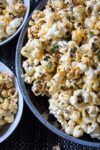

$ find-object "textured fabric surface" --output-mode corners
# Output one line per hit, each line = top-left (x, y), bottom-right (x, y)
(0, 1), (99, 150)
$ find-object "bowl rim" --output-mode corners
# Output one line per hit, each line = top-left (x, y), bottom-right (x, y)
(0, 62), (23, 143)
(16, 0), (100, 148)
(0, 0), (30, 46)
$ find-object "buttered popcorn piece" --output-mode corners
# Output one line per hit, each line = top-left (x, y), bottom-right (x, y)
(21, 0), (100, 139)
(0, 0), (26, 42)
(6, 17), (23, 35)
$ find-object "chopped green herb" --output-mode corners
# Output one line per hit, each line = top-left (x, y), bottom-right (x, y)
(46, 62), (52, 69)
(51, 43), (59, 53)
(92, 43), (98, 51)
(44, 56), (50, 61)
(89, 31), (94, 37)
(70, 47), (76, 53)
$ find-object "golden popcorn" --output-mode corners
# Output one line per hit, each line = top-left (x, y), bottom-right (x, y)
(0, 73), (18, 126)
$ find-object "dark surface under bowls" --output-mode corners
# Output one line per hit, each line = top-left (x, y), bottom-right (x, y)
(16, 0), (100, 149)
(0, 0), (99, 150)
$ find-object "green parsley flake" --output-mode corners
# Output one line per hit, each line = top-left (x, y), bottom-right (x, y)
(92, 43), (98, 51)
(51, 43), (59, 53)
(44, 56), (50, 61)
(46, 62), (52, 69)
(89, 31), (94, 37)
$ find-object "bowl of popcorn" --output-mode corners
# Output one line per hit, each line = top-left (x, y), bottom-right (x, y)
(0, 0), (30, 46)
(0, 62), (23, 143)
(16, 0), (100, 147)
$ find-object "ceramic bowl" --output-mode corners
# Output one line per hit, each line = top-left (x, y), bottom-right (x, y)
(0, 62), (23, 143)
(16, 0), (100, 148)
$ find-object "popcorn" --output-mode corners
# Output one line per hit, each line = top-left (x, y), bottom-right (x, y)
(0, 73), (18, 126)
(21, 0), (100, 139)
(82, 106), (99, 120)
(70, 111), (81, 122)
(72, 29), (86, 45)
(0, 0), (26, 42)
(65, 126), (74, 135)
(32, 80), (45, 96)
(73, 5), (85, 22)
(73, 126), (84, 138)
(15, 2), (26, 16)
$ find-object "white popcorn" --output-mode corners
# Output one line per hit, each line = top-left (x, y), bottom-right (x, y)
(45, 23), (58, 38)
(70, 96), (78, 107)
(6, 26), (16, 35)
(9, 17), (23, 28)
(34, 66), (45, 79)
(44, 8), (54, 24)
(58, 41), (68, 47)
(30, 39), (42, 49)
(77, 63), (87, 72)
(65, 126), (74, 135)
(73, 126), (84, 138)
(21, 0), (100, 140)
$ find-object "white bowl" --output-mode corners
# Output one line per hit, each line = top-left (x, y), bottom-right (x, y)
(0, 62), (23, 143)
(0, 0), (30, 46)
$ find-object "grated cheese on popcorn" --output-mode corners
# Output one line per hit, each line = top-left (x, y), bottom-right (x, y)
(21, 0), (100, 139)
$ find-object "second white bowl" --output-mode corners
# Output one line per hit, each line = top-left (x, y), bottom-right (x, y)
(0, 0), (30, 46)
